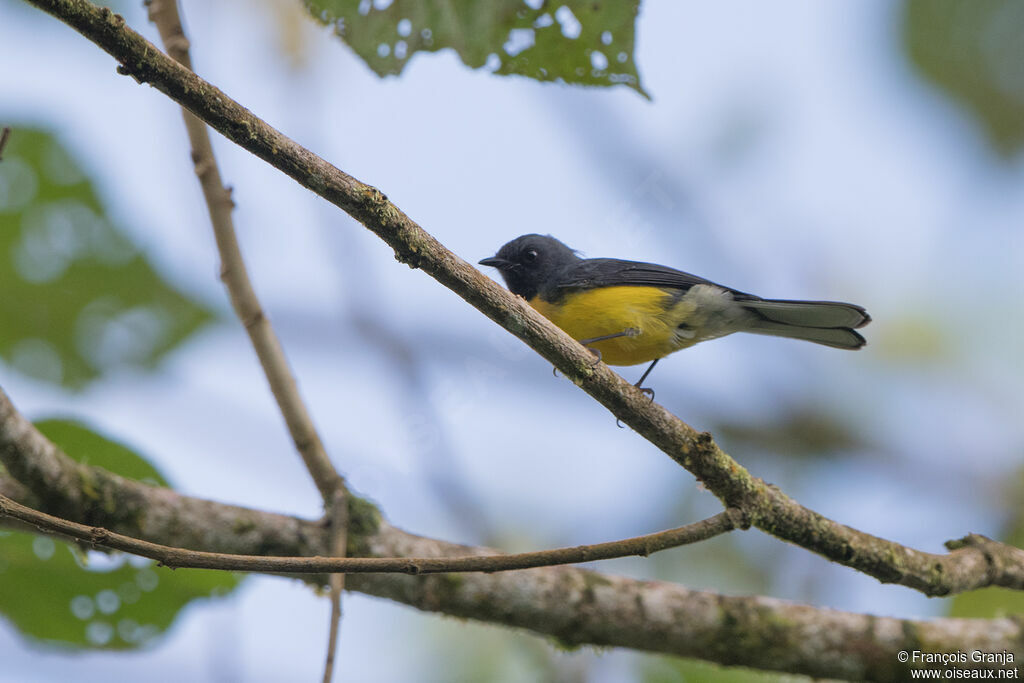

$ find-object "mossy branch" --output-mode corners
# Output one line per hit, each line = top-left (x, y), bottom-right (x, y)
(1, 412), (1021, 682)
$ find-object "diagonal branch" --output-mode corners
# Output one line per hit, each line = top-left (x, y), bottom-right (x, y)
(15, 0), (1024, 598)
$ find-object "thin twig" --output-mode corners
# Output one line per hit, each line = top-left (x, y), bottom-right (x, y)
(322, 489), (348, 683)
(0, 127), (12, 160)
(0, 491), (739, 573)
(143, 4), (350, 673)
(18, 0), (1024, 600)
(145, 0), (343, 502)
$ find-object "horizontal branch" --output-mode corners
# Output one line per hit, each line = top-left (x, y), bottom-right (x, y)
(21, 0), (1024, 600)
(1, 458), (1019, 682)
(0, 491), (739, 574)
(355, 524), (1024, 682)
(1, 397), (1021, 680)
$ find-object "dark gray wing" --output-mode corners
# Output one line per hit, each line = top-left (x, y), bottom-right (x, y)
(546, 258), (759, 300)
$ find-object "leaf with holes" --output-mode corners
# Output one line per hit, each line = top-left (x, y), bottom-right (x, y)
(306, 0), (648, 97)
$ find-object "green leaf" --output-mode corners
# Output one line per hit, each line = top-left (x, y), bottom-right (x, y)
(948, 585), (1024, 620)
(35, 419), (171, 488)
(643, 655), (802, 683)
(903, 0), (1024, 156)
(0, 419), (242, 650)
(305, 0), (648, 97)
(0, 126), (213, 389)
(0, 531), (238, 650)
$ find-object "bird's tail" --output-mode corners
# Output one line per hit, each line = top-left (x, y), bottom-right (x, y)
(740, 299), (871, 350)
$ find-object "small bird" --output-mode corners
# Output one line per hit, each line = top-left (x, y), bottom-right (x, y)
(480, 234), (870, 389)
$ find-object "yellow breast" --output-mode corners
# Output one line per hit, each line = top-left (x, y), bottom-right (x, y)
(529, 286), (695, 366)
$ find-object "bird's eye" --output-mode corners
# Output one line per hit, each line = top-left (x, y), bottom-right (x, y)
(523, 249), (539, 263)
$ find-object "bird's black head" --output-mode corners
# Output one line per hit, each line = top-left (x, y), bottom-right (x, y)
(480, 234), (580, 300)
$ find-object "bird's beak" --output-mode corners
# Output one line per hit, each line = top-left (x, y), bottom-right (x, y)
(479, 256), (510, 269)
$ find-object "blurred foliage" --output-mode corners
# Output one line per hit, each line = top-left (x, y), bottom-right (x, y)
(874, 314), (949, 363)
(714, 408), (864, 459)
(648, 531), (773, 598)
(903, 0), (1024, 156)
(0, 419), (241, 650)
(0, 126), (212, 389)
(304, 0), (648, 97)
(948, 468), (1024, 619)
(643, 655), (802, 683)
(425, 619), (565, 683)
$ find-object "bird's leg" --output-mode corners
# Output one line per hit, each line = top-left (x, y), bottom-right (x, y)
(579, 327), (640, 346)
(634, 359), (660, 399)
(556, 328), (640, 376)
(578, 327), (640, 367)
(614, 362), (658, 428)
